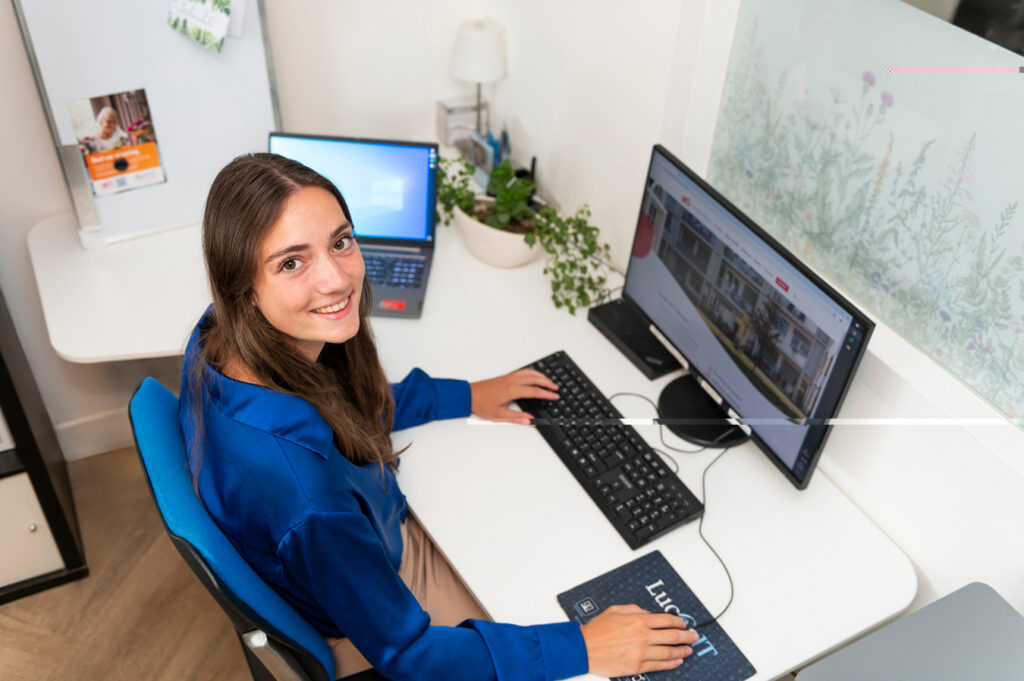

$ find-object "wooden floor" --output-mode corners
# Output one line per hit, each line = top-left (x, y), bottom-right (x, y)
(0, 447), (250, 681)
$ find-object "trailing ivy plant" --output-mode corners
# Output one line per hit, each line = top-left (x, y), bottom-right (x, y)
(528, 206), (613, 315)
(437, 156), (614, 315)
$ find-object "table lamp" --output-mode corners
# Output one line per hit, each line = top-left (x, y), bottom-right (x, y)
(450, 19), (507, 135)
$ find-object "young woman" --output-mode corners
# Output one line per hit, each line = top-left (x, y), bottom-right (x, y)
(180, 153), (698, 681)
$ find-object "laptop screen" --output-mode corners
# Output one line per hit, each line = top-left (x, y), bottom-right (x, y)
(268, 133), (438, 243)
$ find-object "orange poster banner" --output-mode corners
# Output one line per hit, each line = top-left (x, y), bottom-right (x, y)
(84, 142), (162, 181)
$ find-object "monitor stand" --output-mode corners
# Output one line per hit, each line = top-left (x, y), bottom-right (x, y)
(657, 375), (750, 447)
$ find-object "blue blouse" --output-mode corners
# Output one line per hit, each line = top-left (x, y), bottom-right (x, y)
(179, 318), (587, 681)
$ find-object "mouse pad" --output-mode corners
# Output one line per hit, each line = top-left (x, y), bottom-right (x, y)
(556, 551), (755, 681)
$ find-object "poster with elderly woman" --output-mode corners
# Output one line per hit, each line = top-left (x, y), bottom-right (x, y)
(68, 88), (166, 197)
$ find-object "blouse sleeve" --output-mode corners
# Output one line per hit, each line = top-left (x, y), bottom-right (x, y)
(277, 510), (588, 681)
(390, 368), (472, 431)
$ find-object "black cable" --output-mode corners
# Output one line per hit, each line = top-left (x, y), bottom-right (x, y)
(608, 390), (705, 454)
(608, 391), (741, 629)
(650, 431), (741, 629)
(691, 440), (739, 629)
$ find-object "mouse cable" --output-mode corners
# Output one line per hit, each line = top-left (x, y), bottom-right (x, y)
(648, 438), (741, 629)
(652, 433), (741, 629)
(608, 391), (742, 629)
(608, 391), (705, 455)
(606, 391), (745, 630)
(690, 437), (741, 629)
(608, 390), (736, 456)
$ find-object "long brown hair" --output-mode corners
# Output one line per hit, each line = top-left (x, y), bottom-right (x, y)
(191, 153), (397, 471)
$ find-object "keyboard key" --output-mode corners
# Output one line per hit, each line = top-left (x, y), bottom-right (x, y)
(635, 524), (656, 541)
(364, 254), (426, 288)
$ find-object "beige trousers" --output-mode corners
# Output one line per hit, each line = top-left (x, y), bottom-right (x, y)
(326, 513), (490, 677)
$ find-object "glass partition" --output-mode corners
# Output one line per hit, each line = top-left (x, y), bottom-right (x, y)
(708, 0), (1024, 422)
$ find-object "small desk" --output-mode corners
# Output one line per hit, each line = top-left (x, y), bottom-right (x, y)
(27, 214), (208, 363)
(28, 211), (917, 680)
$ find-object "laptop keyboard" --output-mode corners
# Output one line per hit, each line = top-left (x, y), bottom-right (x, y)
(364, 254), (425, 288)
(517, 350), (704, 549)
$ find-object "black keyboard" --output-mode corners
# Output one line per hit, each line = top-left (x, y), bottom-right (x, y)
(364, 254), (425, 288)
(517, 351), (703, 549)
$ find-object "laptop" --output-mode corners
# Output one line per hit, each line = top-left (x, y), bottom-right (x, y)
(797, 582), (1024, 681)
(268, 132), (439, 318)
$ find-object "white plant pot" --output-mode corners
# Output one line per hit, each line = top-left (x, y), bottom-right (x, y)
(453, 204), (541, 268)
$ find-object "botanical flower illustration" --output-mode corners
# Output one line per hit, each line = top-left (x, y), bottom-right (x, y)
(708, 25), (1024, 420)
(168, 0), (230, 52)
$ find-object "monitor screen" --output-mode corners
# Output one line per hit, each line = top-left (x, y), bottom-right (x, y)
(268, 133), (438, 243)
(623, 145), (873, 488)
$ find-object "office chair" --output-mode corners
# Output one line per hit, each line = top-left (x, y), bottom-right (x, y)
(129, 377), (387, 681)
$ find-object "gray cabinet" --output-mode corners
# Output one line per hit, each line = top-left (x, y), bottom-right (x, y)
(0, 472), (65, 586)
(0, 290), (87, 602)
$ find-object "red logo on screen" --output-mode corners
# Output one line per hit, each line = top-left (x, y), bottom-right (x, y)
(682, 195), (691, 206)
(380, 299), (406, 311)
(633, 212), (655, 258)
(775, 277), (789, 292)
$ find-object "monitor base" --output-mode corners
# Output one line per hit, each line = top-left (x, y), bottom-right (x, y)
(657, 375), (750, 447)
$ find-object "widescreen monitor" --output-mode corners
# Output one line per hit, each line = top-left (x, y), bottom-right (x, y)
(623, 145), (874, 489)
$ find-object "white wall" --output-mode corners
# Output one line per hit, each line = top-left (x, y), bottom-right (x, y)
(264, 1), (476, 139)
(476, 0), (687, 264)
(475, 0), (740, 265)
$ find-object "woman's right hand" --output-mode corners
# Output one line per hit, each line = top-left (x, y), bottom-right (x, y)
(579, 604), (699, 677)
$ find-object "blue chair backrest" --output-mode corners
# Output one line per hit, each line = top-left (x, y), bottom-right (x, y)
(129, 377), (336, 681)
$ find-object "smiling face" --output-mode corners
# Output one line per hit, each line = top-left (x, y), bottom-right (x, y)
(99, 111), (118, 139)
(251, 186), (364, 362)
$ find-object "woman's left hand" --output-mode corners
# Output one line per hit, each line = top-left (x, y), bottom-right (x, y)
(469, 369), (559, 425)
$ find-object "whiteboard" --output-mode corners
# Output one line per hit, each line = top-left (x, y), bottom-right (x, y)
(14, 0), (279, 246)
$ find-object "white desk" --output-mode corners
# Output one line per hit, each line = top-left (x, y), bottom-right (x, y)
(28, 211), (917, 679)
(27, 213), (209, 363)
(374, 230), (917, 680)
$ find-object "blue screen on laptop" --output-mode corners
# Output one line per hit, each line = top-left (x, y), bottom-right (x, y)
(269, 134), (437, 242)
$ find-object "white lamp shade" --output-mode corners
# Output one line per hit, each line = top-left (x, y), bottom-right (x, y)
(450, 19), (507, 84)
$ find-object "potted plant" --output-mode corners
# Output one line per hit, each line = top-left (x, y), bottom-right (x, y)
(437, 158), (541, 268)
(437, 157), (613, 314)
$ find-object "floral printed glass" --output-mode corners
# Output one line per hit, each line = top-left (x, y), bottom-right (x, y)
(707, 0), (1024, 423)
